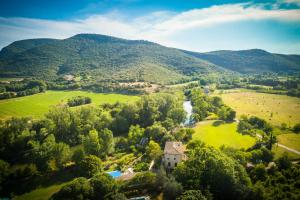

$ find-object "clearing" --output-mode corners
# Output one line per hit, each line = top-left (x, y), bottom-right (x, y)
(0, 90), (139, 119)
(192, 120), (256, 149)
(217, 91), (300, 126)
(273, 133), (300, 160)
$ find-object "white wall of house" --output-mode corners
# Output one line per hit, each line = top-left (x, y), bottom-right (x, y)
(163, 153), (185, 169)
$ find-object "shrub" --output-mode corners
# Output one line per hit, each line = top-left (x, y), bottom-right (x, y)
(67, 96), (92, 107)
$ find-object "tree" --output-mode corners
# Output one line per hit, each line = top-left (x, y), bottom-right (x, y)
(78, 155), (103, 177)
(99, 128), (115, 155)
(177, 190), (208, 200)
(218, 106), (236, 121)
(52, 177), (93, 200)
(260, 147), (274, 163)
(123, 172), (157, 193)
(163, 177), (183, 200)
(104, 193), (127, 200)
(52, 142), (71, 168)
(250, 164), (267, 182)
(211, 96), (223, 108)
(168, 108), (186, 125)
(293, 123), (300, 133)
(237, 120), (253, 134)
(90, 173), (118, 199)
(145, 123), (167, 144)
(146, 140), (163, 160)
(174, 146), (252, 200)
(67, 96), (92, 107)
(0, 160), (9, 192)
(138, 96), (159, 127)
(161, 118), (175, 131)
(250, 147), (273, 164)
(72, 147), (85, 165)
(83, 130), (102, 157)
(174, 128), (195, 142)
(28, 134), (71, 172)
(0, 117), (32, 162)
(128, 125), (145, 145)
(276, 153), (292, 170)
(46, 105), (81, 145)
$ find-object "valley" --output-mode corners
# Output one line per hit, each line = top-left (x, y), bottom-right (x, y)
(0, 34), (299, 200)
(0, 90), (139, 119)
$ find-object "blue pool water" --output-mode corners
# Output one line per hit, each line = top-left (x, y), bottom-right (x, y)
(106, 170), (122, 178)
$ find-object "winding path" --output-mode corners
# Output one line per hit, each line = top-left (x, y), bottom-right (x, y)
(277, 143), (300, 155)
(256, 133), (300, 156)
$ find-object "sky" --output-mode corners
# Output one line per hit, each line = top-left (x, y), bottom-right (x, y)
(0, 0), (300, 54)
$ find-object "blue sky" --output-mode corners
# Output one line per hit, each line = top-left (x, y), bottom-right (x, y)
(0, 0), (300, 54)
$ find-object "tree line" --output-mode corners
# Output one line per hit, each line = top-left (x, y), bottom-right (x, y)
(0, 79), (46, 99)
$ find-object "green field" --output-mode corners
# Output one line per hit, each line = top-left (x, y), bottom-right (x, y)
(218, 91), (300, 126)
(13, 183), (66, 200)
(277, 133), (300, 152)
(0, 90), (139, 119)
(272, 133), (300, 160)
(272, 145), (300, 160)
(192, 120), (256, 149)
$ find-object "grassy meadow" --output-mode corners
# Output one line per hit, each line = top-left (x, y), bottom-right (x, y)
(192, 120), (256, 149)
(271, 133), (300, 160)
(276, 133), (300, 152)
(218, 91), (300, 126)
(0, 90), (139, 119)
(13, 183), (66, 200)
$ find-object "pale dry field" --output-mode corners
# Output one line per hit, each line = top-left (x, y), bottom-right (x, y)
(218, 91), (300, 126)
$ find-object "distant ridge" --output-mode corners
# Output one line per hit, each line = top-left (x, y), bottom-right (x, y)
(0, 34), (299, 83)
(182, 49), (300, 73)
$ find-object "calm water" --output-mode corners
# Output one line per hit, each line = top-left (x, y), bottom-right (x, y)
(183, 100), (192, 126)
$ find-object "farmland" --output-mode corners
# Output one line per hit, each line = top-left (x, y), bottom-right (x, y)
(0, 90), (139, 119)
(192, 120), (256, 149)
(218, 91), (300, 126)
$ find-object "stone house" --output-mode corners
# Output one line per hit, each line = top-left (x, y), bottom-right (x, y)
(163, 141), (186, 169)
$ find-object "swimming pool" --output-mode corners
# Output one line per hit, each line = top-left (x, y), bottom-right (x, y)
(106, 170), (122, 178)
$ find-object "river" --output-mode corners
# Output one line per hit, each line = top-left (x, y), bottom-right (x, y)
(183, 100), (192, 126)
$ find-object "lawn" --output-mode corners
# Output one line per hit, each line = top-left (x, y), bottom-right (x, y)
(218, 91), (300, 126)
(192, 120), (256, 149)
(0, 90), (139, 119)
(13, 183), (67, 200)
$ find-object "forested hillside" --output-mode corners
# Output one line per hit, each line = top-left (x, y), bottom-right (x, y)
(182, 49), (300, 73)
(0, 34), (220, 84)
(1, 34), (299, 84)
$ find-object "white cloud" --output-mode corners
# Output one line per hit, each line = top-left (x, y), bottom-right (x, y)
(144, 3), (300, 36)
(0, 2), (300, 52)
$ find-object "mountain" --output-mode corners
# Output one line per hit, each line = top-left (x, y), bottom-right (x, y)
(0, 34), (220, 84)
(1, 34), (299, 84)
(0, 38), (58, 58)
(182, 49), (300, 73)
